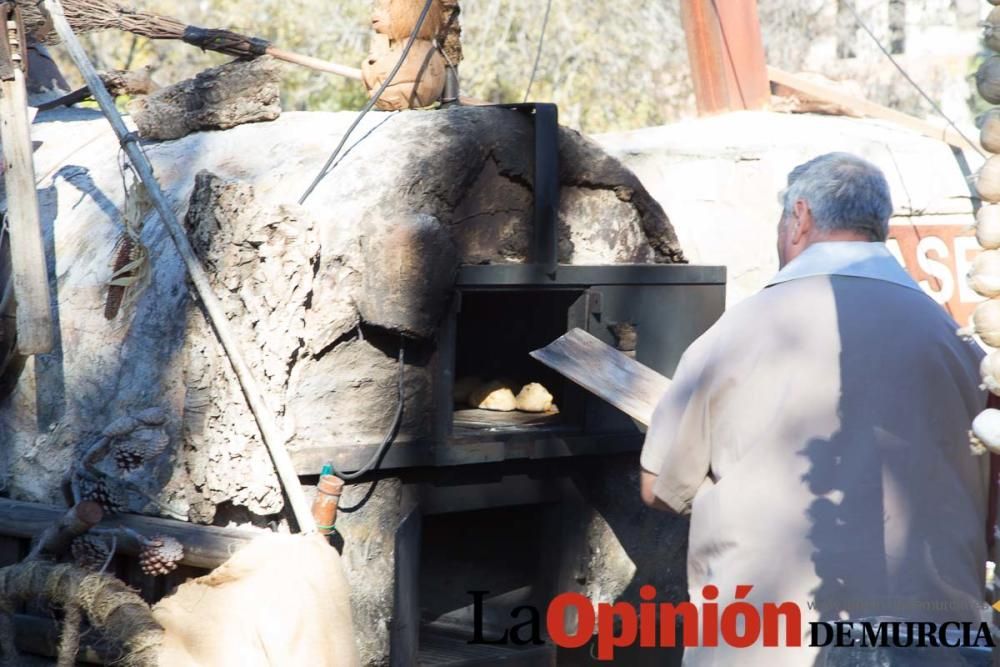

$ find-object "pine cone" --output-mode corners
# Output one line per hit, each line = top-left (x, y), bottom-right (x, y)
(70, 534), (112, 571)
(111, 429), (169, 473)
(139, 535), (183, 576)
(78, 477), (127, 514)
(112, 446), (144, 473)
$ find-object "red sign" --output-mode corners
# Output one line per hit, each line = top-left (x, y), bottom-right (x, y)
(887, 223), (981, 324)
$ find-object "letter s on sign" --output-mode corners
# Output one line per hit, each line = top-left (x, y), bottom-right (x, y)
(916, 236), (954, 305)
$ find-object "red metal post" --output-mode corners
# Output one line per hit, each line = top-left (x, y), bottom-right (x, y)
(680, 0), (770, 115)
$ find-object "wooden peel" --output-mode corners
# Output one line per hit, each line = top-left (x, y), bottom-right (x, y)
(530, 328), (670, 427)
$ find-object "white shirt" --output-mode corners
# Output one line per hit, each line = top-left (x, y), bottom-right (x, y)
(640, 241), (988, 666)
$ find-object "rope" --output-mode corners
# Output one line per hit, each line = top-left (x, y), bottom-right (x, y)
(327, 338), (405, 481)
(523, 0), (552, 103)
(56, 603), (82, 667)
(298, 0), (436, 205)
(842, 0), (985, 159)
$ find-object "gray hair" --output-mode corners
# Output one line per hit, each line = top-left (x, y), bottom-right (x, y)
(781, 152), (893, 242)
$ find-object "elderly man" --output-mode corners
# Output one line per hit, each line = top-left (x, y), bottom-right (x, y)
(640, 152), (989, 665)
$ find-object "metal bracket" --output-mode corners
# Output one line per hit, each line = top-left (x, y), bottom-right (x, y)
(491, 103), (560, 276)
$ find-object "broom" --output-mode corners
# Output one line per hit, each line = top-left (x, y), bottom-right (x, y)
(19, 0), (363, 80)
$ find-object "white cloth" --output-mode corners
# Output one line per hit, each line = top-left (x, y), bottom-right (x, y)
(767, 241), (923, 294)
(640, 241), (988, 666)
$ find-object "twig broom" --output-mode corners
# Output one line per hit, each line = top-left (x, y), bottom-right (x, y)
(19, 0), (362, 79)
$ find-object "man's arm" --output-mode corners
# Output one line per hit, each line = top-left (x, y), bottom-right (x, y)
(637, 329), (715, 515)
(640, 468), (676, 512)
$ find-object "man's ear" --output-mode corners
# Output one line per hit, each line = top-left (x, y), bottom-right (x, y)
(792, 199), (813, 244)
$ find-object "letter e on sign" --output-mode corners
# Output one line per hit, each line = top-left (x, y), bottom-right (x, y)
(888, 222), (982, 323)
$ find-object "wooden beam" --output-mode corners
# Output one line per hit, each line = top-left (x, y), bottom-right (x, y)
(681, 0), (770, 115)
(0, 497), (258, 569)
(26, 500), (102, 560)
(767, 65), (983, 154)
(1, 65), (53, 355)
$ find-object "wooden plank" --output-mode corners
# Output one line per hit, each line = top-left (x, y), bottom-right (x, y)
(0, 497), (258, 569)
(767, 65), (983, 154)
(1, 67), (52, 354)
(530, 328), (670, 427)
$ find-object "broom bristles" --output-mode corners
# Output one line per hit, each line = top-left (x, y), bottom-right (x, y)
(19, 0), (186, 44)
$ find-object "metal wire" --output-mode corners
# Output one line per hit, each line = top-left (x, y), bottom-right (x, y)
(298, 0), (436, 204)
(327, 338), (405, 481)
(523, 0), (552, 103)
(842, 0), (985, 158)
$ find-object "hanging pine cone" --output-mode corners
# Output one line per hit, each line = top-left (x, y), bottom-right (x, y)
(70, 534), (112, 571)
(78, 477), (127, 514)
(111, 428), (169, 474)
(138, 535), (183, 576)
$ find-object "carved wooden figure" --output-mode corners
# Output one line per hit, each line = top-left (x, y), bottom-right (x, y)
(363, 0), (446, 110)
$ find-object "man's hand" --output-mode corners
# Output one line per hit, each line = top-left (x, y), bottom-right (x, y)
(640, 469), (675, 512)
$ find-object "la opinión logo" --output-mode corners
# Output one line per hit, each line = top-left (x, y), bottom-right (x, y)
(467, 585), (995, 661)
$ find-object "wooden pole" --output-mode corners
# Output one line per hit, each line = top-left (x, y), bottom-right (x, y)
(1, 18), (53, 354)
(42, 0), (317, 534)
(768, 65), (984, 154)
(680, 0), (770, 115)
(0, 496), (256, 569)
(25, 500), (102, 560)
(264, 46), (362, 80)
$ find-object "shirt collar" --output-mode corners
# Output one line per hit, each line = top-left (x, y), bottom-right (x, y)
(766, 241), (924, 293)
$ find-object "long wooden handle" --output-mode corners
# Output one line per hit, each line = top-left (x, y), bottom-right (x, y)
(1, 65), (53, 355)
(265, 46), (363, 80)
(263, 46), (498, 106)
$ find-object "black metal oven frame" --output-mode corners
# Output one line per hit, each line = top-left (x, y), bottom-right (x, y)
(295, 263), (725, 473)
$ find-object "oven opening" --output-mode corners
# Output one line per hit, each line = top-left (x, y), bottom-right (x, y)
(452, 289), (584, 437)
(417, 504), (557, 665)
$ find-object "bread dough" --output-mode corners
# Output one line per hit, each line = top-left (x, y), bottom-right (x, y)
(469, 380), (518, 411)
(516, 382), (555, 413)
